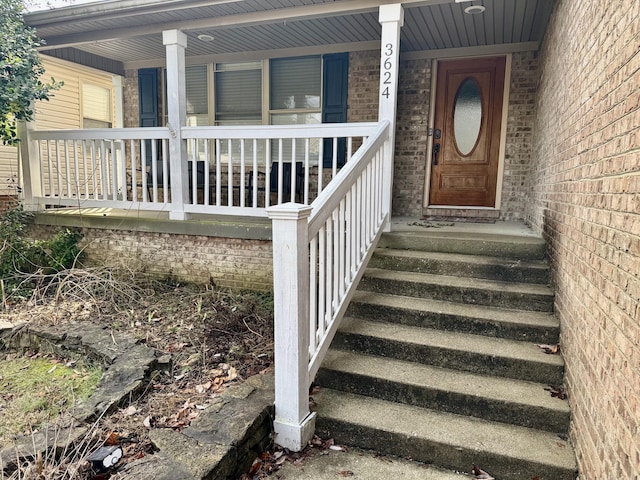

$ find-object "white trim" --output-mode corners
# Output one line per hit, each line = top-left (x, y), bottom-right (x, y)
(402, 42), (538, 61)
(424, 54), (511, 210)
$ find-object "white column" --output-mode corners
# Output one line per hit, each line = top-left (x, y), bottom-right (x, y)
(17, 117), (42, 211)
(378, 4), (403, 232)
(267, 203), (316, 452)
(112, 75), (125, 198)
(163, 29), (188, 220)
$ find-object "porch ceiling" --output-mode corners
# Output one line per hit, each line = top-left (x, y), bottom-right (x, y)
(27, 0), (554, 68)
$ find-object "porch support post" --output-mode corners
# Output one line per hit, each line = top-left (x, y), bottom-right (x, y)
(378, 4), (403, 232)
(163, 29), (188, 220)
(17, 117), (43, 211)
(267, 203), (316, 452)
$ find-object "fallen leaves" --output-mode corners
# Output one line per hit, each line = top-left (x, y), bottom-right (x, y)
(544, 385), (568, 400)
(537, 343), (560, 354)
(240, 436), (348, 479)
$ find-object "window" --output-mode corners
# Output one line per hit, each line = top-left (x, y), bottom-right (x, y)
(269, 56), (322, 162)
(215, 61), (262, 126)
(82, 84), (112, 128)
(186, 65), (209, 127)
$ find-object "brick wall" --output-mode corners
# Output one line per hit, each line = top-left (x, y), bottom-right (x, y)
(393, 58), (430, 217)
(123, 69), (139, 128)
(348, 51), (431, 217)
(526, 0), (640, 478)
(501, 51), (538, 220)
(31, 225), (273, 291)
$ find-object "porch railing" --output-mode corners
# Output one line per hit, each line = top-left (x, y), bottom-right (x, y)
(267, 120), (391, 450)
(24, 123), (379, 217)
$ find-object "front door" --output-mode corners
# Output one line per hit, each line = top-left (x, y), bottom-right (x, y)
(429, 57), (506, 207)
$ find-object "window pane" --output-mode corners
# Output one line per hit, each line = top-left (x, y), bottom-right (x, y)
(215, 63), (261, 122)
(186, 65), (208, 116)
(270, 56), (321, 110)
(82, 84), (111, 123)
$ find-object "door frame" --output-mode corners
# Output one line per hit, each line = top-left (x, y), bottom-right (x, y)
(423, 54), (512, 210)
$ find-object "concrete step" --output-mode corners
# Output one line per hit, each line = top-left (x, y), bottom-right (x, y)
(359, 268), (555, 312)
(378, 231), (547, 260)
(369, 248), (550, 284)
(314, 388), (578, 480)
(348, 291), (560, 343)
(317, 349), (570, 433)
(333, 317), (565, 384)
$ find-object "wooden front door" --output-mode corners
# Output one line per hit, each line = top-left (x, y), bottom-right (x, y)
(429, 57), (506, 207)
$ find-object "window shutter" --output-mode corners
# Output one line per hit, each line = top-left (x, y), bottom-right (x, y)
(138, 68), (159, 128)
(322, 53), (349, 167)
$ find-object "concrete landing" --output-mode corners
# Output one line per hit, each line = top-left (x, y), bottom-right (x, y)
(277, 446), (471, 479)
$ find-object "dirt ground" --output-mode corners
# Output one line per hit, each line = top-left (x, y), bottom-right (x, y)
(0, 273), (276, 478)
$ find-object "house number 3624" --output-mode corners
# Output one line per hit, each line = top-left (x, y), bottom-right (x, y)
(381, 43), (393, 99)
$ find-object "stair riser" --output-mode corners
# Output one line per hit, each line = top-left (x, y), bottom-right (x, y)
(347, 301), (559, 343)
(316, 368), (570, 433)
(333, 332), (564, 384)
(315, 418), (576, 480)
(369, 254), (549, 284)
(378, 235), (547, 260)
(359, 276), (554, 312)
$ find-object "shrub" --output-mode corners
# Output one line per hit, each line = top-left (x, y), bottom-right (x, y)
(0, 205), (83, 300)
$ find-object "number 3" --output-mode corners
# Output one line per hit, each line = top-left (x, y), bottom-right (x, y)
(385, 43), (393, 56)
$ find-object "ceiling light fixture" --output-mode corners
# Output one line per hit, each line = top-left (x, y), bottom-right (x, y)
(197, 34), (215, 42)
(464, 5), (486, 14)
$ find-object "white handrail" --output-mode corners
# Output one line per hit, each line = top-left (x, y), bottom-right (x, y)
(267, 119), (391, 452)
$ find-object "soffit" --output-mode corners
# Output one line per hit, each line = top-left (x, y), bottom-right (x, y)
(28, 0), (554, 66)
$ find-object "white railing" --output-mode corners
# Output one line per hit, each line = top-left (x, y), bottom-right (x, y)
(23, 123), (378, 217)
(29, 128), (172, 210)
(267, 120), (391, 451)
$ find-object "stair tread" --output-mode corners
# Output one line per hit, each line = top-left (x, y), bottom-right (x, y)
(340, 317), (564, 367)
(315, 387), (577, 472)
(375, 248), (549, 270)
(364, 268), (554, 296)
(381, 230), (546, 245)
(322, 349), (570, 414)
(352, 290), (559, 328)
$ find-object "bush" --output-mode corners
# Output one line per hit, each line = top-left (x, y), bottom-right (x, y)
(0, 205), (83, 300)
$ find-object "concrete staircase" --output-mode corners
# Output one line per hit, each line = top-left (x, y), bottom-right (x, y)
(313, 230), (577, 480)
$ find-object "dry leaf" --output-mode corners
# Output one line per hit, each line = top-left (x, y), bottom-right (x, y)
(329, 445), (347, 452)
(143, 416), (152, 428)
(47, 365), (57, 374)
(337, 471), (354, 477)
(544, 385), (568, 400)
(122, 405), (137, 416)
(472, 465), (495, 480)
(537, 343), (560, 354)
(105, 432), (119, 446)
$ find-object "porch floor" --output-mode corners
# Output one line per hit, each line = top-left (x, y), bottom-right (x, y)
(34, 207), (540, 241)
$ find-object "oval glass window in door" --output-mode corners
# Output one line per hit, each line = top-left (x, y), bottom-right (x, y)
(453, 77), (482, 156)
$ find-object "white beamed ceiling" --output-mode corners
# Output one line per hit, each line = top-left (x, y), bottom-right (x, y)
(27, 0), (554, 65)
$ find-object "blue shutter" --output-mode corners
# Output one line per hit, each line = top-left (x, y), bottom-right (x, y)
(322, 53), (349, 168)
(138, 69), (161, 181)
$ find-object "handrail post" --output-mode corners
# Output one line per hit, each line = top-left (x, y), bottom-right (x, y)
(378, 4), (404, 231)
(163, 29), (188, 220)
(267, 202), (316, 451)
(17, 118), (43, 211)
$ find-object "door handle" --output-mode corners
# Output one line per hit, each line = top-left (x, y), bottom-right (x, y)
(433, 143), (440, 165)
